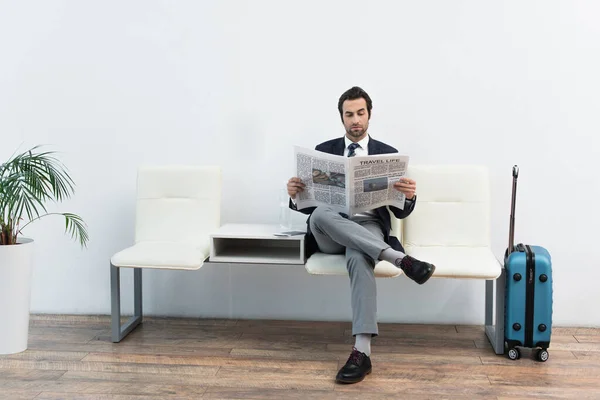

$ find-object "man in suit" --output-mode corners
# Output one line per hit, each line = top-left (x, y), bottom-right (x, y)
(287, 86), (436, 384)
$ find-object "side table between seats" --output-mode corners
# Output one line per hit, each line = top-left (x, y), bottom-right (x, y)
(208, 223), (306, 265)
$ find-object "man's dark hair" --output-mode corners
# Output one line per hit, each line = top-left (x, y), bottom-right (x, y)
(338, 86), (373, 121)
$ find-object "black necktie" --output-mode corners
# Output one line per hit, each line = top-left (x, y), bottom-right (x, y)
(348, 143), (360, 157)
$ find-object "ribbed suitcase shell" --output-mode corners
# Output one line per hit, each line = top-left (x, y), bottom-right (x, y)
(505, 244), (553, 350)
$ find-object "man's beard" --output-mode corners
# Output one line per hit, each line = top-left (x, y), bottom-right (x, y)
(347, 126), (367, 138)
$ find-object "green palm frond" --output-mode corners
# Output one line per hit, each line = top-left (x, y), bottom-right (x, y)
(64, 213), (89, 247)
(0, 145), (88, 246)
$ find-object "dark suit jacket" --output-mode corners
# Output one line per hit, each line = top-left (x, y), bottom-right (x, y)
(290, 135), (416, 258)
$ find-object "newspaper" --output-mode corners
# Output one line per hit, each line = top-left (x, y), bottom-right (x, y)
(293, 146), (410, 215)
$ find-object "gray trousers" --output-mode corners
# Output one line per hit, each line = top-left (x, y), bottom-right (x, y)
(309, 206), (390, 336)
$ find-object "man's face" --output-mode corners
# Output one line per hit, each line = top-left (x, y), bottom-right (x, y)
(342, 98), (370, 142)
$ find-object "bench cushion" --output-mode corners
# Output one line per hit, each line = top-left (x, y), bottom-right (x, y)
(135, 166), (221, 245)
(405, 245), (501, 279)
(111, 241), (209, 270)
(400, 165), (500, 280)
(305, 253), (402, 278)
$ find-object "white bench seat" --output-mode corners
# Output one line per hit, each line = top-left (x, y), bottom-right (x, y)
(404, 245), (501, 279)
(111, 241), (210, 271)
(304, 246), (501, 280)
(305, 253), (401, 278)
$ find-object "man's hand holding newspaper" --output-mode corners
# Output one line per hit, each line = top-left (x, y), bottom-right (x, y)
(289, 146), (411, 215)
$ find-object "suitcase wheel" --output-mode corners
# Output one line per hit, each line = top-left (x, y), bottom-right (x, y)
(536, 349), (549, 362)
(507, 348), (521, 360)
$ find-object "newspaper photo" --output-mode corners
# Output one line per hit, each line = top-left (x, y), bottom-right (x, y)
(293, 146), (410, 215)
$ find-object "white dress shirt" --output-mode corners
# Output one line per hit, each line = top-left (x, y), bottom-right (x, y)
(344, 135), (369, 157)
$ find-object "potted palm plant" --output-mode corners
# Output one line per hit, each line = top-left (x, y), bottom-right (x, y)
(0, 145), (88, 355)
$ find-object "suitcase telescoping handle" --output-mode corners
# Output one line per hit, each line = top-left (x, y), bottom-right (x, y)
(508, 165), (519, 255)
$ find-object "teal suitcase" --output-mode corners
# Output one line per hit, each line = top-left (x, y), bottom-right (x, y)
(504, 166), (553, 362)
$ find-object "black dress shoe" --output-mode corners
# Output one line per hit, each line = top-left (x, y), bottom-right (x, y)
(397, 255), (436, 284)
(336, 347), (372, 384)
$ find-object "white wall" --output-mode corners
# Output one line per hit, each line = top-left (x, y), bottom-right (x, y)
(1, 0), (599, 326)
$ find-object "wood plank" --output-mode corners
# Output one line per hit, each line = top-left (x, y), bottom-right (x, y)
(553, 327), (600, 336)
(205, 386), (463, 399)
(82, 352), (338, 371)
(67, 321), (344, 339)
(334, 379), (494, 396)
(234, 319), (348, 336)
(371, 352), (483, 365)
(61, 370), (335, 391)
(337, 379), (600, 399)
(230, 348), (342, 361)
(203, 387), (341, 400)
(206, 376), (335, 391)
(0, 359), (219, 376)
(35, 394), (193, 400)
(574, 335), (600, 344)
(30, 315), (112, 323)
(28, 326), (106, 336)
(239, 332), (350, 344)
(0, 380), (207, 397)
(461, 363), (600, 378)
(0, 350), (88, 362)
(92, 334), (242, 349)
(142, 316), (239, 327)
(230, 336), (328, 352)
(455, 325), (485, 334)
(573, 351), (600, 360)
(235, 318), (348, 329)
(26, 340), (233, 357)
(493, 386), (600, 400)
(115, 323), (345, 339)
(215, 365), (335, 379)
(60, 370), (214, 387)
(371, 336), (479, 348)
(351, 363), (492, 381)
(0, 390), (40, 400)
(489, 373), (600, 388)
(546, 342), (600, 352)
(29, 315), (237, 330)
(236, 325), (346, 336)
(28, 315), (117, 331)
(27, 331), (101, 344)
(545, 335), (580, 344)
(0, 368), (67, 381)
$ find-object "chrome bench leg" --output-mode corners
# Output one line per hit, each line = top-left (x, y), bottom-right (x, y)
(485, 267), (505, 355)
(111, 263), (143, 343)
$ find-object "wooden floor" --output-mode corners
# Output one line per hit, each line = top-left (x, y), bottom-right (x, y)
(1, 316), (600, 399)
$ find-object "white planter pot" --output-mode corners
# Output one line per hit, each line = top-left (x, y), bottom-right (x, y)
(0, 238), (34, 355)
